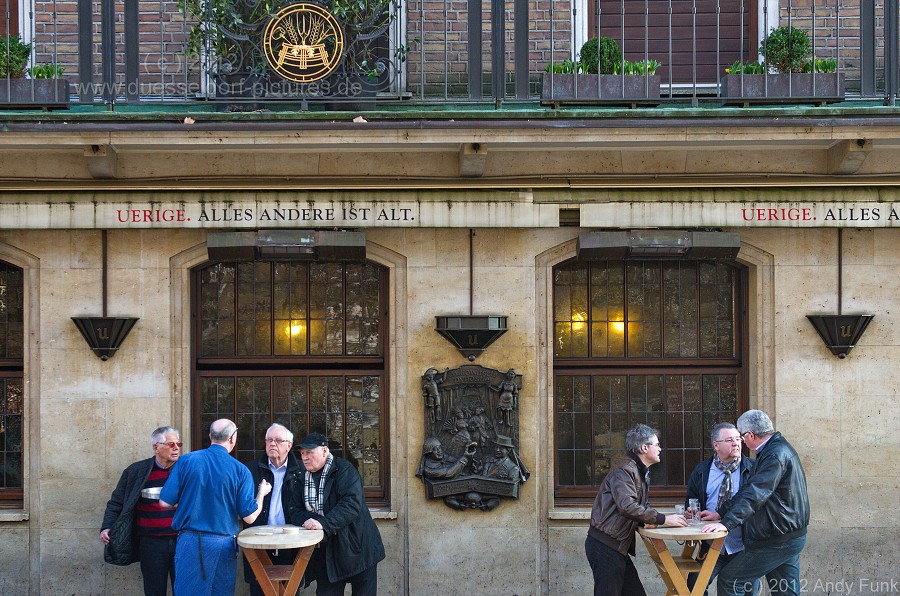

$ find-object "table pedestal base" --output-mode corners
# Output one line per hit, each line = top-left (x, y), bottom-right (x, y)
(640, 534), (725, 596)
(243, 545), (315, 596)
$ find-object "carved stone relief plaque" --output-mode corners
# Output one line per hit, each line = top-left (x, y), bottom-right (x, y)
(416, 365), (530, 510)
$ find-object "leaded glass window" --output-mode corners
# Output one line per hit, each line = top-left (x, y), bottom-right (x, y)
(553, 259), (745, 503)
(193, 260), (387, 503)
(0, 262), (24, 508)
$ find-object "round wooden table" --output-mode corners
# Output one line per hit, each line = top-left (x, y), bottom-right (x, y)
(237, 525), (324, 596)
(638, 525), (728, 596)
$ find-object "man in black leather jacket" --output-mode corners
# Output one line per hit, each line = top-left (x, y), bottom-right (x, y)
(243, 422), (305, 596)
(702, 410), (810, 596)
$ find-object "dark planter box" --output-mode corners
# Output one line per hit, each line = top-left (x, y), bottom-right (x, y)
(720, 73), (845, 106)
(0, 79), (70, 109)
(540, 73), (661, 107)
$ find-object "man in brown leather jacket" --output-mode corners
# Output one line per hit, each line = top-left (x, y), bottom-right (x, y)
(586, 423), (687, 595)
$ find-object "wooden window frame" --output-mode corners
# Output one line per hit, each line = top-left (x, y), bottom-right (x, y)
(553, 259), (748, 505)
(191, 260), (390, 507)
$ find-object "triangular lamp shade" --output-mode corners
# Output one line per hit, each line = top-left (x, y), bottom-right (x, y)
(72, 317), (139, 361)
(435, 315), (508, 361)
(806, 314), (874, 359)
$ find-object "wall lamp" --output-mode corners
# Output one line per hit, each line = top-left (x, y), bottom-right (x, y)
(806, 229), (874, 358)
(207, 230), (366, 261)
(577, 230), (741, 260)
(72, 230), (139, 361)
(434, 230), (508, 361)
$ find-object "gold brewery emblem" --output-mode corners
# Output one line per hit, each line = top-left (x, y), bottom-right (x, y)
(263, 3), (344, 82)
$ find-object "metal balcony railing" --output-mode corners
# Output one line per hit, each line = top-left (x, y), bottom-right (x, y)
(1, 0), (898, 108)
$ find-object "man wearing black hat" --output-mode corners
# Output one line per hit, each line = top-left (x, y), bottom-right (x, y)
(289, 432), (385, 596)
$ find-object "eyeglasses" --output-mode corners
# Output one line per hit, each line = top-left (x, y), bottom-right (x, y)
(230, 427), (239, 440)
(156, 441), (183, 449)
(739, 430), (752, 440)
(645, 442), (661, 448)
(715, 437), (742, 445)
(265, 438), (291, 445)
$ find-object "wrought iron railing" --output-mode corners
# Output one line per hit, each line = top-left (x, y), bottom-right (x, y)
(1, 0), (898, 108)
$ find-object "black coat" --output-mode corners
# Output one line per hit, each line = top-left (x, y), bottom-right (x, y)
(719, 432), (810, 550)
(288, 455), (385, 583)
(246, 451), (305, 529)
(242, 452), (305, 583)
(685, 454), (754, 511)
(100, 457), (154, 566)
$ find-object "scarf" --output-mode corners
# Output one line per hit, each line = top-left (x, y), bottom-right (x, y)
(713, 455), (740, 509)
(304, 452), (334, 514)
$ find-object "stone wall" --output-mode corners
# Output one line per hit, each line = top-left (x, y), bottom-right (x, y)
(0, 224), (897, 594)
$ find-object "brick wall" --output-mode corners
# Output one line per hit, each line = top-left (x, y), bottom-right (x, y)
(12, 0), (886, 100)
(29, 0), (201, 100)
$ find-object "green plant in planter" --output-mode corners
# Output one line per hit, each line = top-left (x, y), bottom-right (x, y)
(545, 59), (581, 74)
(27, 63), (65, 79)
(579, 37), (621, 75)
(612, 59), (661, 76)
(759, 26), (810, 73)
(2, 35), (32, 78)
(802, 57), (836, 73)
(726, 60), (766, 75)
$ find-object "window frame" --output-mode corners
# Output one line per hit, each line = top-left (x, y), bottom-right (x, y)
(552, 258), (749, 505)
(0, 260), (24, 509)
(190, 259), (390, 506)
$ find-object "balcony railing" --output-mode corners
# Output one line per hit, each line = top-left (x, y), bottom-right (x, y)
(2, 0), (898, 108)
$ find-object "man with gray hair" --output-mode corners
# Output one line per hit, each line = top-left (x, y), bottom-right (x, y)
(243, 422), (304, 596)
(99, 425), (181, 596)
(586, 423), (687, 595)
(160, 419), (272, 595)
(685, 422), (756, 595)
(702, 410), (810, 596)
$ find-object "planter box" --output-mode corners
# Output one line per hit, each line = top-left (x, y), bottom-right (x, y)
(720, 73), (845, 106)
(0, 79), (70, 109)
(540, 73), (661, 107)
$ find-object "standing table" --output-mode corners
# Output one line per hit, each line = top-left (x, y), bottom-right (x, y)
(238, 525), (324, 596)
(638, 525), (728, 596)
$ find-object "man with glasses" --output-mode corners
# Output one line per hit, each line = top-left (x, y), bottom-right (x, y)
(289, 432), (385, 596)
(586, 423), (687, 595)
(685, 422), (757, 595)
(702, 410), (810, 596)
(242, 422), (304, 596)
(160, 419), (272, 595)
(99, 425), (182, 596)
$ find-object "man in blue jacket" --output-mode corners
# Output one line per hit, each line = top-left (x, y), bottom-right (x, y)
(702, 410), (810, 596)
(160, 419), (271, 595)
(289, 432), (385, 596)
(685, 422), (756, 595)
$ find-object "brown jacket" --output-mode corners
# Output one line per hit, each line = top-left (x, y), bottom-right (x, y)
(588, 454), (665, 555)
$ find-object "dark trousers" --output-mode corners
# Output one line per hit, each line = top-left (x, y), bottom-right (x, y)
(307, 548), (378, 596)
(139, 535), (177, 596)
(247, 548), (299, 596)
(585, 534), (647, 596)
(687, 550), (759, 596)
(718, 534), (806, 596)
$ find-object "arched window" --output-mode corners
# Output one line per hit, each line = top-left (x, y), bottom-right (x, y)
(553, 258), (747, 504)
(192, 260), (388, 504)
(0, 261), (24, 508)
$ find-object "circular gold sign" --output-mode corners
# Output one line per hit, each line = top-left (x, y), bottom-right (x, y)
(263, 3), (344, 83)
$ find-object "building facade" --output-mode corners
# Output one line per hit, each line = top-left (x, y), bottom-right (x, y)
(2, 0), (900, 593)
